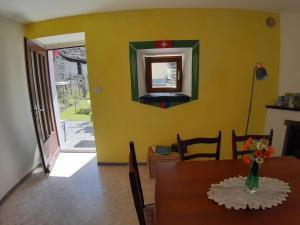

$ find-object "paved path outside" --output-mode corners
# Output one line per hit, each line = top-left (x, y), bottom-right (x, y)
(60, 121), (95, 151)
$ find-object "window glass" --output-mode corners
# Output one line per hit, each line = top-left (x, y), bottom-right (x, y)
(151, 62), (177, 88)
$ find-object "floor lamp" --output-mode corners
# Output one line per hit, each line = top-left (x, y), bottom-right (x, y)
(245, 63), (268, 135)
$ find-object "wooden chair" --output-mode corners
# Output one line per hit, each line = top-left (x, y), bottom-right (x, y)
(129, 142), (155, 225)
(232, 129), (273, 159)
(177, 131), (222, 161)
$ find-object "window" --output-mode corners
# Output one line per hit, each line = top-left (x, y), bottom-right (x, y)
(129, 40), (199, 108)
(145, 56), (182, 93)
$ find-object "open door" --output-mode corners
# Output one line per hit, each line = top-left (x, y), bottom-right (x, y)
(24, 38), (60, 173)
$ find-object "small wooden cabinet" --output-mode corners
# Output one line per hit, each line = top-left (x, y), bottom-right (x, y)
(147, 146), (180, 178)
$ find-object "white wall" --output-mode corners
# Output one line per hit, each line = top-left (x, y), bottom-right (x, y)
(0, 17), (40, 200)
(265, 109), (300, 156)
(279, 13), (300, 95)
(264, 13), (300, 156)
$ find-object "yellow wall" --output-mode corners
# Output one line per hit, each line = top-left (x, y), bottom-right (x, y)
(26, 9), (280, 162)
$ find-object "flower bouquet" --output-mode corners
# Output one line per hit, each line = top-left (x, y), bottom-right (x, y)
(242, 138), (274, 193)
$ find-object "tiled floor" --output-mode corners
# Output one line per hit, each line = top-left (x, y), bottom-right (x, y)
(0, 153), (155, 225)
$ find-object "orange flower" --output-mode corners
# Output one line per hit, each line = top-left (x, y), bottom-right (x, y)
(243, 138), (253, 150)
(255, 150), (263, 158)
(265, 151), (271, 159)
(266, 146), (274, 153)
(243, 155), (252, 164)
(265, 146), (274, 159)
(246, 138), (253, 145)
(242, 145), (249, 150)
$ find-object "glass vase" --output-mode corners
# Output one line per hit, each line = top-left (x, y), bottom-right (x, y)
(245, 160), (260, 193)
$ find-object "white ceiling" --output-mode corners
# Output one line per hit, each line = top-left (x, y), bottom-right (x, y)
(0, 0), (299, 23)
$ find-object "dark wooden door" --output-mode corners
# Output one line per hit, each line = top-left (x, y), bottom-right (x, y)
(24, 38), (60, 173)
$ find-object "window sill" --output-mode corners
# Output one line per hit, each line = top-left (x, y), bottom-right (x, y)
(139, 93), (190, 103)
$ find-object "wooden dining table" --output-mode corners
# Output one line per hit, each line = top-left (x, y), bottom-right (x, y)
(155, 156), (300, 225)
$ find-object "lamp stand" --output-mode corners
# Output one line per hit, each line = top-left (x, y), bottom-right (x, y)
(245, 67), (256, 135)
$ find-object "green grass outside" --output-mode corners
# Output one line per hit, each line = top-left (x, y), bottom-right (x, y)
(60, 99), (91, 121)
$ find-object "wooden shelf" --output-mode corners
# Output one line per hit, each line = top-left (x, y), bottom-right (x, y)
(266, 105), (300, 112)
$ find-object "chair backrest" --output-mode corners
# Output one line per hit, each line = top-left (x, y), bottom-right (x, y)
(177, 131), (222, 161)
(232, 129), (273, 159)
(129, 142), (146, 225)
(129, 142), (144, 206)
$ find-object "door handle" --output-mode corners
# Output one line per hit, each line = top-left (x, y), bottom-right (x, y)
(177, 71), (181, 80)
(34, 108), (45, 113)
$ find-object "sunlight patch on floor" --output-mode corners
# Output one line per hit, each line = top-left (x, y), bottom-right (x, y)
(50, 153), (96, 177)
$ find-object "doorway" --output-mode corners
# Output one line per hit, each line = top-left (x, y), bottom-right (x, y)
(25, 32), (96, 173)
(48, 46), (95, 152)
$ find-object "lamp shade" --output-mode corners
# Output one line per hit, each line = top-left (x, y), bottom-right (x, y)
(255, 64), (267, 80)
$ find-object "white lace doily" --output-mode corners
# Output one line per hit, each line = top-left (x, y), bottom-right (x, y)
(207, 176), (291, 210)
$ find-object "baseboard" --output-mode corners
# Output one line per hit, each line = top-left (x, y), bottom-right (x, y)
(0, 162), (42, 206)
(97, 162), (147, 166)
